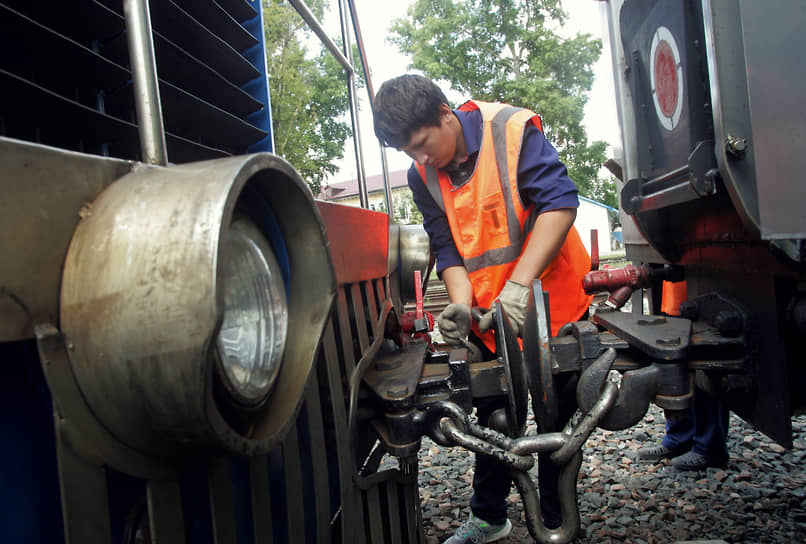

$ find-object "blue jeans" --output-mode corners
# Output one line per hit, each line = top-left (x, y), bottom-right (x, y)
(661, 387), (729, 461)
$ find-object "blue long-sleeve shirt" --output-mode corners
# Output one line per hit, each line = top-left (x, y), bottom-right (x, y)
(408, 106), (580, 273)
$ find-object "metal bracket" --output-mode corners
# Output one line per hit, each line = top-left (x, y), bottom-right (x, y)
(362, 338), (429, 411)
(35, 323), (173, 478)
(593, 311), (692, 360)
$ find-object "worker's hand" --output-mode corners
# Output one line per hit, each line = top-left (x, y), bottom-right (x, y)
(479, 280), (530, 337)
(437, 302), (472, 347)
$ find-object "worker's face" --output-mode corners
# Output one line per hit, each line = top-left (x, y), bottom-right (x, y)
(400, 104), (458, 169)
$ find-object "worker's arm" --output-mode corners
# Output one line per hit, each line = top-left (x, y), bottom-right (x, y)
(437, 265), (474, 347)
(509, 208), (576, 285)
(478, 208), (577, 335)
(441, 265), (474, 305)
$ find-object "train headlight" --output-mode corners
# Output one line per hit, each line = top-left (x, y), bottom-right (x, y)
(59, 154), (335, 459)
(215, 219), (287, 406)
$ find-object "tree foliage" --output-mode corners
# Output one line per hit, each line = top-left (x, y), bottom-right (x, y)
(565, 140), (618, 209)
(390, 0), (617, 206)
(395, 191), (424, 224)
(263, 0), (352, 196)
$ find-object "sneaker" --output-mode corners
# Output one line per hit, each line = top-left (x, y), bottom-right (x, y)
(443, 514), (512, 544)
(638, 443), (686, 461)
(671, 450), (727, 471)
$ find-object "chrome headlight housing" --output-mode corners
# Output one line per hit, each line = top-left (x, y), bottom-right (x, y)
(60, 154), (335, 458)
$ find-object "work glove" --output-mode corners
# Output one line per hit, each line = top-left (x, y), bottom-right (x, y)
(437, 302), (471, 348)
(479, 280), (530, 337)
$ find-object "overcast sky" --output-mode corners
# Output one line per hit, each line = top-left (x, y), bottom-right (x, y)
(322, 0), (620, 183)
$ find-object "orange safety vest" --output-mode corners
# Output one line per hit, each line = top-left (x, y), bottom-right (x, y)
(417, 100), (592, 351)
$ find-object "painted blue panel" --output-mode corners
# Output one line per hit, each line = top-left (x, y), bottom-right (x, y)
(180, 462), (216, 544)
(230, 457), (256, 544)
(0, 341), (64, 544)
(241, 0), (275, 153)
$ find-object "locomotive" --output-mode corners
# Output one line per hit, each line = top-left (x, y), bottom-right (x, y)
(596, 0), (806, 448)
(0, 0), (429, 541)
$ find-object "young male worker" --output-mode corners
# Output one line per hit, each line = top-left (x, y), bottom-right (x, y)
(373, 74), (592, 543)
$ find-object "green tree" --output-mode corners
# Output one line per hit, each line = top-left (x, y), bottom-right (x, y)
(565, 140), (619, 209)
(392, 190), (425, 224)
(263, 0), (352, 196)
(390, 0), (617, 205)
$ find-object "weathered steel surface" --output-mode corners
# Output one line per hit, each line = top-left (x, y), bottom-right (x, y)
(0, 139), (133, 343)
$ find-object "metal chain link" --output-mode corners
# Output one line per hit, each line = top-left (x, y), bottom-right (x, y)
(425, 369), (622, 544)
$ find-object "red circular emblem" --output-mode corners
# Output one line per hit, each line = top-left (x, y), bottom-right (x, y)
(649, 26), (683, 131)
(654, 40), (678, 117)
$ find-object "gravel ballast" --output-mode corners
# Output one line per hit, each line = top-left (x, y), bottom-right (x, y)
(417, 405), (806, 543)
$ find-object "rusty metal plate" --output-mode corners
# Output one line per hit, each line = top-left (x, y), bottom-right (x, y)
(317, 201), (389, 284)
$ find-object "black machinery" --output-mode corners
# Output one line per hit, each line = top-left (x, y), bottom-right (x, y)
(355, 272), (753, 543)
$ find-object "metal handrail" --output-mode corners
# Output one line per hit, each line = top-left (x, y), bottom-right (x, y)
(346, 0), (393, 215)
(287, 0), (354, 73)
(288, 0), (393, 214)
(122, 0), (389, 209)
(123, 0), (168, 166)
(338, 0), (368, 208)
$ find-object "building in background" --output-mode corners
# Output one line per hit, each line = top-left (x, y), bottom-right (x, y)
(320, 170), (619, 254)
(577, 196), (619, 256)
(319, 170), (419, 222)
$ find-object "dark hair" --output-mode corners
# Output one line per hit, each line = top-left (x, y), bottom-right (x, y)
(372, 74), (449, 148)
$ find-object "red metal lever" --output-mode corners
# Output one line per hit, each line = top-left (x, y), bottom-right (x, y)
(400, 269), (434, 335)
(590, 229), (599, 271)
(414, 269), (424, 320)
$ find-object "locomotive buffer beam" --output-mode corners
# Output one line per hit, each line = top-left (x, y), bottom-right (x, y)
(362, 288), (749, 456)
(362, 340), (518, 457)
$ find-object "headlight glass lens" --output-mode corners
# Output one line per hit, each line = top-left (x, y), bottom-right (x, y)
(216, 219), (287, 406)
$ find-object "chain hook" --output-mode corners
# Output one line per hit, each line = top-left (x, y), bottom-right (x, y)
(424, 400), (470, 447)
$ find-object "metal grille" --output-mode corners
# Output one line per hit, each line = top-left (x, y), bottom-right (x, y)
(0, 0), (271, 162)
(44, 276), (422, 543)
(313, 278), (423, 543)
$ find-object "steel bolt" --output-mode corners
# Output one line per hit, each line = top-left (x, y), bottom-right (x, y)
(386, 385), (409, 399)
(725, 135), (747, 157)
(638, 316), (667, 326)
